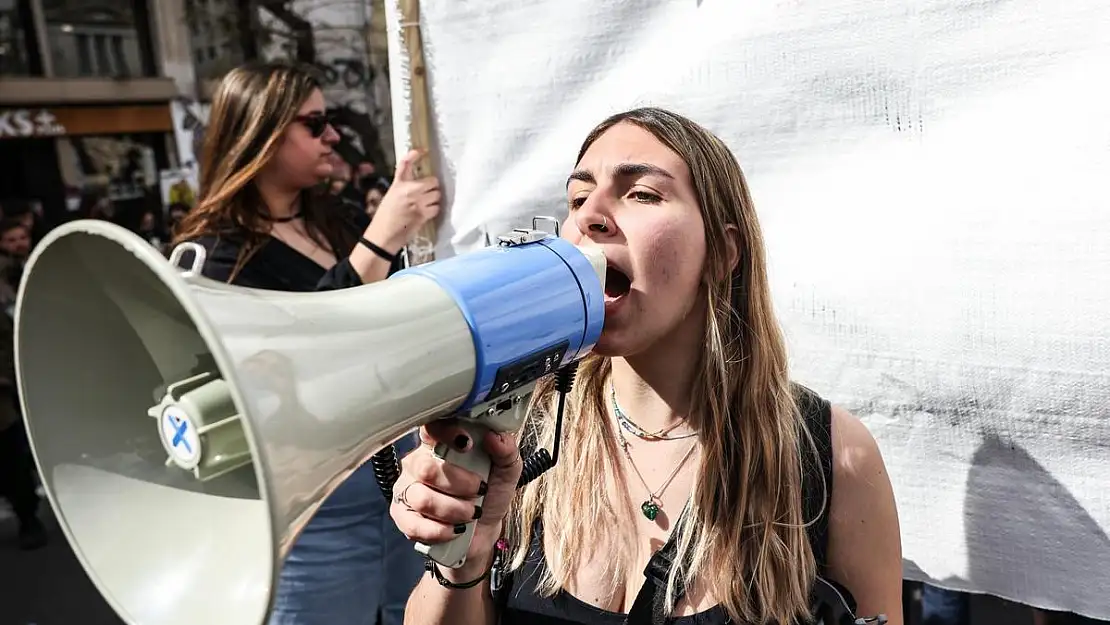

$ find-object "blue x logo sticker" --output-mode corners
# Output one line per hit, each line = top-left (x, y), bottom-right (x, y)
(169, 415), (192, 454)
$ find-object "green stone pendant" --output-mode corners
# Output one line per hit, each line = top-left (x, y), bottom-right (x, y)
(641, 500), (660, 521)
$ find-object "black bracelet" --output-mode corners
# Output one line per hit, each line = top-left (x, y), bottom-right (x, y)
(424, 555), (495, 590)
(358, 237), (401, 262)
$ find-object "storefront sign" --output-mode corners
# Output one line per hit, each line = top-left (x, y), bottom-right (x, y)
(0, 104), (173, 139)
(0, 109), (66, 138)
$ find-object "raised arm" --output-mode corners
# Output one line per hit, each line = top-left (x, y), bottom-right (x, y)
(341, 149), (441, 286)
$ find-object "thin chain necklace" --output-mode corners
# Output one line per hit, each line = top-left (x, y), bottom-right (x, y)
(616, 427), (698, 521)
(611, 387), (698, 520)
(611, 384), (698, 441)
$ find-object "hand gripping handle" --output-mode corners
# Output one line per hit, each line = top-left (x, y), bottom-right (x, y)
(414, 420), (491, 569)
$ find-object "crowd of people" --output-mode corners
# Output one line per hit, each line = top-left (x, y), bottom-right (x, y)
(0, 199), (48, 552)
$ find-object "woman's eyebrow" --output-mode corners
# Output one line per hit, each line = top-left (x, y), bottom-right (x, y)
(612, 162), (674, 181)
(567, 169), (595, 188)
(566, 162), (674, 188)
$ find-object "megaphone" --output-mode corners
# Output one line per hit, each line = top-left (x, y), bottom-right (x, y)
(14, 218), (605, 625)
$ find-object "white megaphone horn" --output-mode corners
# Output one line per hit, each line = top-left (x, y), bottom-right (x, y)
(14, 217), (605, 625)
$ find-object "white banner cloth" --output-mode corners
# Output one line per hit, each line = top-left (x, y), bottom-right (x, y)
(385, 0), (1110, 618)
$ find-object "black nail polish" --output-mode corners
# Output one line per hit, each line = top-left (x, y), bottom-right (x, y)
(473, 505), (483, 520)
(454, 434), (471, 451)
(453, 523), (466, 535)
(477, 481), (488, 496)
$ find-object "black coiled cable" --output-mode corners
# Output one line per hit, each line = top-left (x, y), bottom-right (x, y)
(517, 362), (576, 488)
(515, 448), (552, 489)
(370, 444), (401, 501)
(373, 361), (579, 500)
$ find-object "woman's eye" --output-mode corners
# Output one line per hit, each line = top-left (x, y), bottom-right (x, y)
(569, 196), (587, 209)
(631, 191), (662, 204)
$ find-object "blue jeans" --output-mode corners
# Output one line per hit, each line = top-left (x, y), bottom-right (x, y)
(269, 433), (424, 625)
(921, 584), (969, 625)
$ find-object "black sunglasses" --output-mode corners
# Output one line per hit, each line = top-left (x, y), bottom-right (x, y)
(294, 113), (334, 138)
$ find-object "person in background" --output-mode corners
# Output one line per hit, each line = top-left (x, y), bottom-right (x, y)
(172, 60), (440, 625)
(2, 200), (47, 249)
(136, 209), (166, 251)
(167, 202), (190, 230)
(164, 201), (191, 248)
(84, 193), (116, 222)
(328, 152), (354, 198)
(0, 219), (32, 292)
(0, 246), (46, 551)
(329, 151), (378, 214)
(362, 175), (391, 220)
(356, 160), (376, 181)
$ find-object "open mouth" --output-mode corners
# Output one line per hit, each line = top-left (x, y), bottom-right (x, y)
(605, 267), (631, 300)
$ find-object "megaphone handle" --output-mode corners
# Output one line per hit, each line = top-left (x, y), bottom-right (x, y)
(417, 419), (492, 569)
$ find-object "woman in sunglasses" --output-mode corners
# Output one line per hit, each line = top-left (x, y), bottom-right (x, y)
(172, 60), (438, 625)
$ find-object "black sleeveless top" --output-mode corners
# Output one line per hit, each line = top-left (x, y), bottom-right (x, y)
(494, 385), (835, 625)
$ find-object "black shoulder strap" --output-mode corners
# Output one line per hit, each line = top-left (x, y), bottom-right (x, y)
(796, 384), (834, 571)
(626, 508), (688, 625)
(626, 386), (835, 625)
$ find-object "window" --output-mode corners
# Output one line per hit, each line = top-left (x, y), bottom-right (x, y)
(75, 32), (90, 74)
(93, 33), (109, 72)
(188, 0), (248, 81)
(110, 34), (127, 76)
(42, 0), (154, 77)
(0, 0), (42, 76)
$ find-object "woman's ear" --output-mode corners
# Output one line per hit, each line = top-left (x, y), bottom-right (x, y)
(721, 223), (742, 279)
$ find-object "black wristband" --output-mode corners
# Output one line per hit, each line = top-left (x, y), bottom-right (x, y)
(358, 237), (400, 262)
(424, 556), (494, 590)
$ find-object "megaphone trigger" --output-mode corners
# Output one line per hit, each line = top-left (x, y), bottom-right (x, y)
(417, 419), (496, 568)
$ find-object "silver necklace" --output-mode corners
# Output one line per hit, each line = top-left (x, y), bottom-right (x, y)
(613, 415), (698, 521)
(611, 384), (698, 441)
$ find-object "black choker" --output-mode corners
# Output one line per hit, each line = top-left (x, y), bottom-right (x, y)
(264, 211), (303, 223)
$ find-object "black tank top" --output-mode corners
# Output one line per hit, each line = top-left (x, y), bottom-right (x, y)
(494, 385), (835, 625)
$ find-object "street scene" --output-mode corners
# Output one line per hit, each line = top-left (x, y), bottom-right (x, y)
(1, 1), (1108, 625)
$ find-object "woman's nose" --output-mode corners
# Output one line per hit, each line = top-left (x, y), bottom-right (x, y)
(573, 199), (616, 238)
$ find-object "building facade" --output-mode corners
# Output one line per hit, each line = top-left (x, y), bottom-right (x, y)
(186, 0), (395, 175)
(0, 0), (199, 229)
(0, 0), (395, 230)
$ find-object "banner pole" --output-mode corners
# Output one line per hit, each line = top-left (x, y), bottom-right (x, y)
(397, 0), (437, 266)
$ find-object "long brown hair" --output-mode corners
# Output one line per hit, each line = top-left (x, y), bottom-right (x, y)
(173, 60), (359, 279)
(506, 108), (822, 624)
